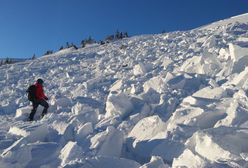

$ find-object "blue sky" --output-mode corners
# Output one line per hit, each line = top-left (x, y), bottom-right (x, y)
(0, 0), (248, 58)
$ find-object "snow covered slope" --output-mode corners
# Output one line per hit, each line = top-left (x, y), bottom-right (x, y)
(1, 13), (248, 168)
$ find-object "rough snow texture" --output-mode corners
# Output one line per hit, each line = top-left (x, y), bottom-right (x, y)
(1, 13), (248, 167)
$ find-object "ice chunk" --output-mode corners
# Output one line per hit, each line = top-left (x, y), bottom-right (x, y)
(109, 79), (123, 92)
(133, 63), (152, 76)
(128, 115), (167, 147)
(231, 67), (248, 88)
(143, 76), (167, 94)
(82, 156), (140, 168)
(59, 141), (83, 167)
(185, 127), (248, 165)
(97, 127), (124, 157)
(71, 102), (87, 115)
(15, 106), (32, 119)
(15, 105), (43, 120)
(161, 58), (173, 70)
(76, 122), (93, 139)
(172, 149), (207, 168)
(140, 156), (170, 168)
(105, 93), (133, 118)
(229, 43), (248, 62)
(180, 52), (222, 76)
(8, 126), (30, 137)
(192, 86), (226, 99)
(215, 91), (248, 127)
(180, 56), (203, 74)
(90, 126), (124, 157)
(1, 138), (32, 168)
(51, 121), (71, 135)
(167, 107), (204, 131)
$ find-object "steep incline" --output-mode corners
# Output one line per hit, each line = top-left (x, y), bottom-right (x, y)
(0, 13), (248, 167)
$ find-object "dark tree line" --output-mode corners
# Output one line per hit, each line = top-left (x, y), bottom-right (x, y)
(42, 30), (129, 57)
(0, 58), (14, 66)
(105, 30), (128, 43)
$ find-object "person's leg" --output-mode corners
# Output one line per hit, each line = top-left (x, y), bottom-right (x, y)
(39, 99), (49, 117)
(29, 100), (39, 121)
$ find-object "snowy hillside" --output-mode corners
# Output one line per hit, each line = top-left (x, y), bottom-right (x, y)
(1, 13), (248, 167)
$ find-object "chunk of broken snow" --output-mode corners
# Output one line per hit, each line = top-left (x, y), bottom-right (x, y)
(229, 43), (248, 62)
(83, 156), (140, 168)
(180, 56), (203, 74)
(215, 93), (248, 127)
(230, 67), (248, 88)
(192, 86), (226, 99)
(172, 149), (207, 168)
(59, 141), (83, 167)
(128, 115), (167, 147)
(97, 127), (124, 157)
(133, 63), (152, 76)
(51, 121), (71, 135)
(105, 93), (133, 118)
(109, 79), (123, 92)
(167, 107), (204, 131)
(180, 52), (222, 76)
(76, 122), (93, 139)
(90, 126), (124, 157)
(71, 102), (87, 115)
(140, 156), (170, 168)
(9, 127), (30, 137)
(161, 58), (173, 70)
(185, 127), (248, 165)
(15, 106), (32, 119)
(143, 76), (166, 94)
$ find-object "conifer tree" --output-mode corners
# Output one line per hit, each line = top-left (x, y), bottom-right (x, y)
(32, 54), (36, 60)
(59, 46), (64, 50)
(115, 30), (120, 39)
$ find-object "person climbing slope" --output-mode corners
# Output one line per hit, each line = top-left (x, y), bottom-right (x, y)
(27, 78), (49, 121)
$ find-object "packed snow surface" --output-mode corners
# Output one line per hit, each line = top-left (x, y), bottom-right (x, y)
(1, 13), (248, 167)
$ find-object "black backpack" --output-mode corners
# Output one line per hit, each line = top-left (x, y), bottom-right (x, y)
(26, 85), (36, 101)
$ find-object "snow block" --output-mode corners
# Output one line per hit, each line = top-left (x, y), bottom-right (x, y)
(229, 43), (248, 62)
(230, 67), (248, 88)
(151, 139), (185, 162)
(109, 79), (123, 92)
(133, 63), (152, 76)
(172, 148), (207, 168)
(90, 126), (124, 157)
(15, 106), (43, 120)
(161, 58), (173, 70)
(15, 106), (32, 120)
(8, 126), (30, 137)
(128, 115), (167, 147)
(180, 52), (222, 76)
(143, 76), (166, 94)
(54, 97), (72, 112)
(167, 107), (204, 131)
(192, 86), (227, 100)
(185, 127), (248, 166)
(1, 138), (32, 168)
(59, 141), (83, 167)
(82, 156), (140, 168)
(71, 102), (86, 115)
(215, 91), (248, 127)
(105, 93), (133, 118)
(76, 122), (93, 140)
(140, 156), (170, 168)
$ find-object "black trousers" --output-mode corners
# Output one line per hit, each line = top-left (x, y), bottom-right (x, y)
(29, 99), (49, 120)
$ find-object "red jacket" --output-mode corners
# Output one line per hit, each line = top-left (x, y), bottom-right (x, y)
(35, 83), (47, 100)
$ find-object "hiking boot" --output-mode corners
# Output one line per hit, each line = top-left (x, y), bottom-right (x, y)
(41, 113), (46, 119)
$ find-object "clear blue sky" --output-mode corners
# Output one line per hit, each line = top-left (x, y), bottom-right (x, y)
(0, 0), (248, 58)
